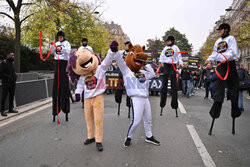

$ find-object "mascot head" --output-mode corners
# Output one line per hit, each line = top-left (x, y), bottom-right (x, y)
(125, 43), (148, 72)
(67, 49), (101, 84)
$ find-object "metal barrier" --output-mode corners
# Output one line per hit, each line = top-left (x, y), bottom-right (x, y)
(0, 78), (54, 109)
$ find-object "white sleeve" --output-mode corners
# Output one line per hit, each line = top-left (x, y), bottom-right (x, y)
(61, 41), (71, 59)
(159, 48), (165, 63)
(114, 51), (130, 75)
(99, 49), (115, 72)
(207, 41), (218, 61)
(50, 43), (56, 54)
(144, 64), (156, 80)
(225, 36), (239, 60)
(75, 76), (85, 95)
(176, 46), (183, 65)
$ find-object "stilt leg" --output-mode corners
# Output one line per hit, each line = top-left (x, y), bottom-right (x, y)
(232, 118), (235, 135)
(118, 103), (120, 116)
(160, 108), (163, 116)
(208, 118), (215, 135)
(175, 109), (178, 118)
(128, 107), (131, 118)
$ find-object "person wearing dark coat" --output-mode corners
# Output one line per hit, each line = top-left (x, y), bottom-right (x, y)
(0, 53), (18, 117)
(203, 62), (215, 99)
(181, 66), (191, 98)
(236, 64), (245, 112)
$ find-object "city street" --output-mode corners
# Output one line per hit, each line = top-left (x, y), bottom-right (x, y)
(0, 89), (249, 167)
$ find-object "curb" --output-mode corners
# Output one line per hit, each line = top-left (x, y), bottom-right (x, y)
(0, 98), (52, 122)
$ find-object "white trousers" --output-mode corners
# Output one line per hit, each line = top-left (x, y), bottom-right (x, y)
(127, 96), (153, 139)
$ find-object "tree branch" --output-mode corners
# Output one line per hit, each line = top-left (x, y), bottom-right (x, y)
(0, 12), (14, 21)
(17, 0), (23, 9)
(5, 0), (16, 10)
(20, 12), (36, 24)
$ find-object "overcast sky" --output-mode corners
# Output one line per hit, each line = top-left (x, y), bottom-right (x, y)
(102, 0), (233, 49)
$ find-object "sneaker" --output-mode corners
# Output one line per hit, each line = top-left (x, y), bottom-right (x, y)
(187, 94), (190, 98)
(124, 137), (131, 147)
(96, 142), (103, 151)
(84, 138), (95, 145)
(145, 136), (160, 146)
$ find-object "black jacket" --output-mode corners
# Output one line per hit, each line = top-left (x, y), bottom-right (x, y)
(0, 59), (17, 84)
(237, 68), (245, 81)
(181, 68), (190, 80)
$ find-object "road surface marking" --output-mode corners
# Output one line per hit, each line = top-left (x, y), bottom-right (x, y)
(0, 103), (51, 128)
(178, 100), (187, 114)
(186, 124), (216, 167)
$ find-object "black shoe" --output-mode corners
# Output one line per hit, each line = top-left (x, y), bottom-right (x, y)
(145, 136), (160, 146)
(8, 110), (18, 113)
(53, 115), (56, 122)
(204, 97), (208, 99)
(124, 137), (131, 147)
(1, 112), (7, 117)
(187, 95), (190, 98)
(96, 142), (103, 151)
(84, 138), (95, 145)
(65, 113), (68, 122)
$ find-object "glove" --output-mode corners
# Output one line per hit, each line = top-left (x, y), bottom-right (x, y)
(110, 41), (118, 52)
(75, 94), (81, 102)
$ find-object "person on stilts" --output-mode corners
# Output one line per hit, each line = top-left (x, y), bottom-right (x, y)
(205, 23), (241, 135)
(51, 31), (71, 122)
(159, 36), (183, 117)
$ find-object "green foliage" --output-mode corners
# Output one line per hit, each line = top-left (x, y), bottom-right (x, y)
(146, 38), (164, 58)
(146, 27), (193, 58)
(21, 0), (113, 58)
(162, 27), (193, 52)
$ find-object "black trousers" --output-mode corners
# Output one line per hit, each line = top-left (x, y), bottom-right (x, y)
(52, 60), (70, 116)
(210, 60), (241, 119)
(1, 82), (15, 112)
(160, 63), (178, 109)
(204, 79), (211, 98)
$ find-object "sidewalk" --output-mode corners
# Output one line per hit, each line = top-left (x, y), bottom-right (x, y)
(0, 98), (52, 122)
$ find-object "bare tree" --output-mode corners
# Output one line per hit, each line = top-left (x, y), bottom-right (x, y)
(0, 0), (35, 72)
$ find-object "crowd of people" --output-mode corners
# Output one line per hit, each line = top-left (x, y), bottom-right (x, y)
(0, 22), (250, 151)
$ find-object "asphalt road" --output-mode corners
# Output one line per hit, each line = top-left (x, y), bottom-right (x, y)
(0, 90), (249, 167)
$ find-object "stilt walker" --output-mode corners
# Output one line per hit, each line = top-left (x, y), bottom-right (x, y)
(205, 23), (241, 135)
(51, 31), (71, 122)
(158, 36), (183, 117)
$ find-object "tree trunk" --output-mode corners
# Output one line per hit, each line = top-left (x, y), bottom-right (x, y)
(14, 16), (21, 73)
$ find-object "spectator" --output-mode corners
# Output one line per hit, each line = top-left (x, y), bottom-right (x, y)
(236, 64), (245, 112)
(0, 53), (18, 117)
(203, 62), (215, 99)
(181, 65), (191, 98)
(78, 38), (93, 52)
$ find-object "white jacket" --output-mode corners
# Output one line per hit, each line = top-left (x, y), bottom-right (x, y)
(51, 40), (71, 60)
(208, 35), (239, 62)
(114, 51), (156, 98)
(159, 45), (183, 65)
